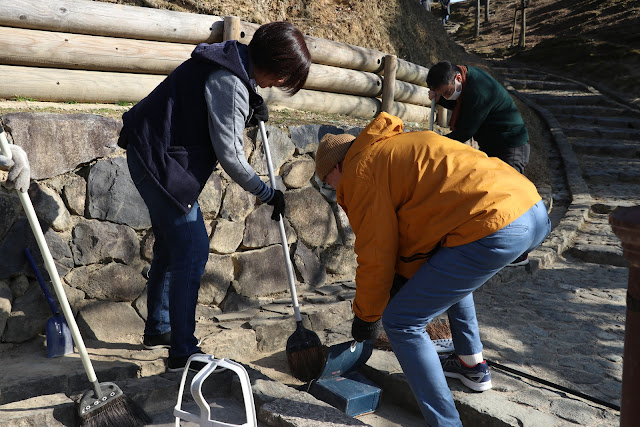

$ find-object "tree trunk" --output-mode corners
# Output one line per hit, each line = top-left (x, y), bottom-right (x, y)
(485, 0), (490, 22)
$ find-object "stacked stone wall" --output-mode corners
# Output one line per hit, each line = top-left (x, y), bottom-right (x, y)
(0, 112), (360, 344)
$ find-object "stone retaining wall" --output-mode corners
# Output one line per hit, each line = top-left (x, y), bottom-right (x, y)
(0, 112), (361, 344)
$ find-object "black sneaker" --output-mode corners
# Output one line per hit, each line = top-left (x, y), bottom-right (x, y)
(508, 254), (529, 267)
(167, 351), (208, 373)
(441, 353), (492, 391)
(143, 331), (171, 349)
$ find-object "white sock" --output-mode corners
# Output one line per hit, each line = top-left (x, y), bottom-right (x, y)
(458, 353), (484, 366)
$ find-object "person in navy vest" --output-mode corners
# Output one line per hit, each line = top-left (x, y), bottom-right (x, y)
(119, 21), (311, 372)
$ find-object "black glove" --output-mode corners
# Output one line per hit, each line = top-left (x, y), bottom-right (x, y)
(248, 100), (269, 127)
(389, 274), (408, 300)
(351, 316), (382, 342)
(266, 189), (285, 221)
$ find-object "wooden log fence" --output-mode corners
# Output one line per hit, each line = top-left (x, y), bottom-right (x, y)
(0, 0), (434, 123)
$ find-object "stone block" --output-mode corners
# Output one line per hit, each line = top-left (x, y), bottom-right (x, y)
(0, 219), (73, 280)
(1, 282), (50, 343)
(243, 204), (296, 249)
(281, 156), (316, 189)
(76, 300), (144, 344)
(64, 262), (146, 302)
(289, 124), (343, 155)
(305, 300), (352, 331)
(285, 187), (339, 247)
(210, 219), (245, 254)
(251, 125), (295, 175)
(249, 317), (296, 352)
(2, 112), (120, 180)
(198, 253), (234, 305)
(71, 218), (140, 266)
(0, 191), (21, 242)
(219, 181), (256, 222)
(28, 183), (72, 232)
(200, 327), (257, 361)
(198, 173), (223, 219)
(87, 156), (151, 230)
(0, 280), (12, 338)
(61, 174), (86, 216)
(234, 246), (290, 297)
(321, 246), (357, 276)
(294, 241), (326, 287)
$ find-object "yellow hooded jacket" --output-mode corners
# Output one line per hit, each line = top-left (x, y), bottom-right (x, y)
(336, 113), (542, 321)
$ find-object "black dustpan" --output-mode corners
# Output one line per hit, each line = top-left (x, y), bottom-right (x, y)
(24, 248), (74, 358)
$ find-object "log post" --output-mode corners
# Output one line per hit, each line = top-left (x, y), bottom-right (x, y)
(223, 16), (241, 41)
(512, 5), (518, 47)
(381, 55), (398, 113)
(609, 206), (640, 426)
(437, 105), (448, 127)
(519, 0), (526, 47)
(475, 0), (481, 38)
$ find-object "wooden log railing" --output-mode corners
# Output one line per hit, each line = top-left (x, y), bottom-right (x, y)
(0, 0), (433, 123)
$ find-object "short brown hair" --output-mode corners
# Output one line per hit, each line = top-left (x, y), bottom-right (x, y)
(249, 22), (311, 95)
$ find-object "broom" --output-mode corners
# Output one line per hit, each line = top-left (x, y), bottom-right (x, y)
(0, 131), (150, 427)
(375, 318), (452, 350)
(258, 121), (326, 382)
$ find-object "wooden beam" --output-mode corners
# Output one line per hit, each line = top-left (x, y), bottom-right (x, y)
(223, 15), (241, 41)
(0, 0), (224, 43)
(0, 26), (191, 75)
(0, 64), (163, 103)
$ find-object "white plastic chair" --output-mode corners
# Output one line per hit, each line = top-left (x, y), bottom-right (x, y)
(174, 354), (257, 427)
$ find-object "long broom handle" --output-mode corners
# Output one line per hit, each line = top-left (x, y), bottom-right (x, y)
(0, 132), (102, 395)
(258, 121), (303, 323)
(429, 98), (436, 131)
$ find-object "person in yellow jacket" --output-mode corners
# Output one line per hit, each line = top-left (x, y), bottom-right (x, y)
(315, 112), (550, 426)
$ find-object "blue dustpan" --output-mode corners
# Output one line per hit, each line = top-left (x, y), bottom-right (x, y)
(317, 340), (374, 380)
(25, 248), (74, 358)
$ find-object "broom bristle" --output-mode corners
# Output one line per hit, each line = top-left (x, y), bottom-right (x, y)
(79, 394), (151, 427)
(287, 345), (328, 382)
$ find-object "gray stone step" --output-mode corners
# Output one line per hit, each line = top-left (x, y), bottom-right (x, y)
(562, 124), (640, 139)
(545, 104), (633, 117)
(570, 137), (640, 157)
(506, 79), (585, 91)
(556, 113), (640, 129)
(578, 154), (640, 184)
(524, 92), (609, 106)
(566, 212), (625, 266)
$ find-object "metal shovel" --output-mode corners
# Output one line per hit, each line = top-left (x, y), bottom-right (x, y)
(24, 247), (74, 358)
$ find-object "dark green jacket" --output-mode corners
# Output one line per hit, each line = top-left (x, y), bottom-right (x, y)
(438, 66), (528, 152)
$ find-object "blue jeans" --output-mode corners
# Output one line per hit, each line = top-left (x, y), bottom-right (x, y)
(127, 151), (209, 359)
(382, 200), (550, 426)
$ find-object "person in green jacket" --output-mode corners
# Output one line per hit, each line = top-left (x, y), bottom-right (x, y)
(427, 61), (530, 174)
(427, 61), (532, 266)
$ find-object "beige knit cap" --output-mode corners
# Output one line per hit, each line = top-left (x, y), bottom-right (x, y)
(315, 133), (356, 181)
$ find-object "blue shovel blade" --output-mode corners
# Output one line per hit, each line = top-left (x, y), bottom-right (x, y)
(45, 315), (74, 358)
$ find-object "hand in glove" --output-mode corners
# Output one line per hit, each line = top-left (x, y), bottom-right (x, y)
(266, 189), (285, 221)
(248, 100), (269, 127)
(0, 144), (30, 193)
(351, 316), (382, 342)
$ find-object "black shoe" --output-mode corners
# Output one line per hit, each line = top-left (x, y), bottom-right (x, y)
(167, 350), (208, 373)
(143, 331), (171, 349)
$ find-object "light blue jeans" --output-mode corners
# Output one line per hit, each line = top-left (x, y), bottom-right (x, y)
(382, 200), (550, 426)
(127, 151), (209, 359)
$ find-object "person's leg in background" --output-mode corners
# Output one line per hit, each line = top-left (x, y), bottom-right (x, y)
(381, 200), (550, 425)
(127, 151), (209, 363)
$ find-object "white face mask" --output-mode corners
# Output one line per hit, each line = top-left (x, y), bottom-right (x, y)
(444, 80), (461, 101)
